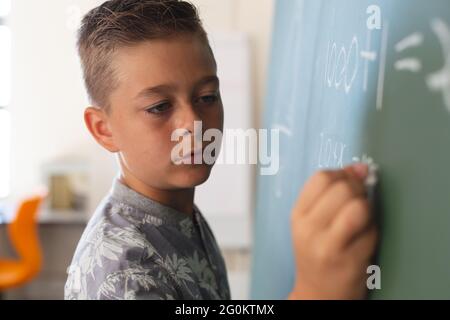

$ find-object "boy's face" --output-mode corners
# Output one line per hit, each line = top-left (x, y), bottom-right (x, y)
(92, 34), (224, 190)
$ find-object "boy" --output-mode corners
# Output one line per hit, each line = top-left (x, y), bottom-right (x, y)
(65, 0), (377, 300)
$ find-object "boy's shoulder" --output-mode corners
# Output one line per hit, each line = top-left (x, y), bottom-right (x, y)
(64, 196), (175, 300)
(73, 195), (161, 258)
(78, 197), (158, 255)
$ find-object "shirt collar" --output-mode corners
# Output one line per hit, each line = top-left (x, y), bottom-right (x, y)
(109, 178), (199, 226)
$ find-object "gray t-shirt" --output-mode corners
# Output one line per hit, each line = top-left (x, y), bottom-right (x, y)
(64, 178), (231, 300)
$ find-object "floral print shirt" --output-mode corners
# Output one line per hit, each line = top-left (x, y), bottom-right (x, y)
(64, 178), (231, 300)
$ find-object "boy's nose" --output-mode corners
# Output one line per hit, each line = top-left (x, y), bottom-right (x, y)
(174, 103), (203, 134)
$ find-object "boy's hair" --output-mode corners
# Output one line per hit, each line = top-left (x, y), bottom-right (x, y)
(77, 0), (210, 109)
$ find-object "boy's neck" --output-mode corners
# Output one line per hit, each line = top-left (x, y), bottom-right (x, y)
(118, 172), (195, 217)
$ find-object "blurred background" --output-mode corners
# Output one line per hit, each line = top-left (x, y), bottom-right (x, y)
(0, 0), (275, 299)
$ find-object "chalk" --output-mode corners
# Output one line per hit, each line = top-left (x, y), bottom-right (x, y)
(365, 163), (379, 205)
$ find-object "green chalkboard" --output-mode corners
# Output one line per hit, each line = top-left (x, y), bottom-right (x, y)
(251, 0), (450, 299)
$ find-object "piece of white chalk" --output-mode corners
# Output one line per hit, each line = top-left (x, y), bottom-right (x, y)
(365, 163), (379, 187)
(365, 163), (379, 205)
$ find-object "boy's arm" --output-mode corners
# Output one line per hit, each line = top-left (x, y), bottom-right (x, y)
(288, 164), (378, 300)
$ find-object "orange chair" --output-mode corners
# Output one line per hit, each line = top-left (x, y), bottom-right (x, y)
(0, 194), (45, 293)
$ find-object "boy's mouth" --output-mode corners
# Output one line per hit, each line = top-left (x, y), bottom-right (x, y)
(176, 148), (204, 164)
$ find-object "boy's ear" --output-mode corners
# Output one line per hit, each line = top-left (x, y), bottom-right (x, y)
(84, 107), (120, 153)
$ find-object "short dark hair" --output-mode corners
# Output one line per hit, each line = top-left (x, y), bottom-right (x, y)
(77, 0), (210, 108)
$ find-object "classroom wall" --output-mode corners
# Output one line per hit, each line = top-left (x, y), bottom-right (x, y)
(7, 0), (275, 214)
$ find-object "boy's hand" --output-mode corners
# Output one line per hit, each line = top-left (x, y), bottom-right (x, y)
(289, 164), (378, 300)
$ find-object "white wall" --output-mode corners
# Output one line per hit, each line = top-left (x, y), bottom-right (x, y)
(9, 0), (116, 214)
(7, 0), (275, 218)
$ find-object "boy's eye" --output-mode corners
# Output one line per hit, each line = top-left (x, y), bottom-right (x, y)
(146, 102), (171, 115)
(197, 94), (219, 105)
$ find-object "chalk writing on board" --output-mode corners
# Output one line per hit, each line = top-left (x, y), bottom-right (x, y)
(395, 32), (424, 53)
(361, 29), (378, 92)
(318, 132), (347, 169)
(376, 21), (389, 111)
(324, 5), (386, 102)
(391, 19), (450, 112)
(363, 4), (382, 93)
(324, 23), (387, 110)
(394, 33), (424, 73)
(426, 18), (450, 112)
(324, 37), (360, 94)
(394, 58), (422, 73)
(273, 124), (293, 137)
(324, 17), (450, 112)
